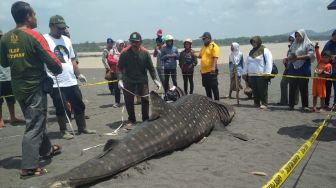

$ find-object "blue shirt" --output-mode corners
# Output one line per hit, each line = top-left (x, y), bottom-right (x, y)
(160, 46), (179, 69)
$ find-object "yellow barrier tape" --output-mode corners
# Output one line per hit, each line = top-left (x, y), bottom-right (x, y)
(255, 72), (336, 81)
(262, 111), (333, 188)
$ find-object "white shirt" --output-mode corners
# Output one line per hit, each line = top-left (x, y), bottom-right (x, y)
(43, 34), (77, 87)
(243, 48), (273, 75)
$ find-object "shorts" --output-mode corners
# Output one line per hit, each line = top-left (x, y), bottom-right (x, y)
(0, 81), (16, 104)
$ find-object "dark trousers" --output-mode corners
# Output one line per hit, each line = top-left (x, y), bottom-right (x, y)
(18, 89), (51, 169)
(157, 68), (165, 85)
(280, 75), (299, 105)
(164, 69), (177, 92)
(124, 82), (149, 122)
(182, 73), (194, 94)
(289, 78), (309, 108)
(249, 76), (269, 106)
(201, 72), (219, 100)
(0, 81), (16, 104)
(110, 74), (120, 104)
(325, 79), (336, 107)
(50, 85), (85, 117)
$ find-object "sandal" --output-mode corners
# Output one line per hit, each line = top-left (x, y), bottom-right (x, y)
(45, 144), (62, 158)
(20, 168), (48, 179)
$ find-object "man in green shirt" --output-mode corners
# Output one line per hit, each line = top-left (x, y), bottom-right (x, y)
(118, 32), (161, 129)
(0, 1), (62, 178)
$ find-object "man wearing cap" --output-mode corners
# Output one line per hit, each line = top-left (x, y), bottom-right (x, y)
(323, 30), (336, 109)
(0, 1), (63, 177)
(198, 32), (220, 100)
(0, 29), (25, 128)
(118, 32), (161, 128)
(43, 15), (95, 140)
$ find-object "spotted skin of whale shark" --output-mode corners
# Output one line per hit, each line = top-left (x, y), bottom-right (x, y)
(46, 91), (235, 188)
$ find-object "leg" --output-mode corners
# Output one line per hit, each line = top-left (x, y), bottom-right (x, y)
(299, 79), (309, 108)
(212, 85), (220, 101)
(249, 76), (260, 106)
(0, 101), (4, 128)
(171, 69), (177, 87)
(325, 80), (332, 107)
(111, 75), (120, 104)
(164, 69), (170, 92)
(138, 83), (150, 121)
(182, 74), (188, 94)
(288, 78), (298, 109)
(279, 76), (288, 104)
(205, 86), (212, 99)
(50, 88), (71, 132)
(258, 77), (269, 106)
(333, 81), (336, 106)
(19, 89), (51, 169)
(189, 74), (194, 94)
(123, 82), (136, 123)
(312, 96), (317, 112)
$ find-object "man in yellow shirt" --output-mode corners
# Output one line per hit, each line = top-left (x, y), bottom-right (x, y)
(198, 32), (220, 100)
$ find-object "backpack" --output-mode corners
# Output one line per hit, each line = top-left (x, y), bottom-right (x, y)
(263, 52), (278, 79)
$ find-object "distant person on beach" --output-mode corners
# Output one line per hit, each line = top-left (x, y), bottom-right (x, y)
(102, 38), (116, 95)
(228, 42), (244, 98)
(118, 32), (161, 129)
(284, 29), (315, 112)
(243, 36), (273, 109)
(312, 43), (331, 112)
(153, 37), (165, 86)
(44, 15), (95, 139)
(278, 33), (299, 106)
(161, 34), (179, 93)
(0, 1), (63, 178)
(0, 29), (25, 129)
(323, 30), (336, 109)
(198, 32), (220, 100)
(179, 38), (197, 94)
(107, 39), (124, 108)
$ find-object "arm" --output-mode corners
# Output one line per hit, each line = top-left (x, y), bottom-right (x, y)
(146, 52), (157, 80)
(102, 49), (110, 70)
(212, 44), (220, 71)
(153, 46), (159, 57)
(263, 49), (273, 74)
(192, 50), (198, 66)
(72, 58), (80, 76)
(0, 40), (9, 68)
(315, 47), (321, 64)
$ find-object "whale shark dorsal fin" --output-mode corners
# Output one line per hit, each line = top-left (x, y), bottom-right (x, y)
(149, 91), (170, 121)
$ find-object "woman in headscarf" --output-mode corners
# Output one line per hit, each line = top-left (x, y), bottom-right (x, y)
(243, 36), (273, 109)
(284, 29), (315, 111)
(278, 33), (299, 105)
(228, 42), (244, 98)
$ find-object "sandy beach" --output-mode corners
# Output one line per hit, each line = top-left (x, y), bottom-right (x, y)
(1, 41), (336, 188)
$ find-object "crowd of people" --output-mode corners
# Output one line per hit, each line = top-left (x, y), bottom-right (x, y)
(0, 0), (336, 180)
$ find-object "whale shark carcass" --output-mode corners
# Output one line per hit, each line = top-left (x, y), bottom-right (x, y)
(47, 91), (235, 188)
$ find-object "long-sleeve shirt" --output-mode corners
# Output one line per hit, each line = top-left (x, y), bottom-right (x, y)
(0, 27), (62, 100)
(118, 47), (157, 84)
(243, 48), (272, 75)
(160, 46), (179, 70)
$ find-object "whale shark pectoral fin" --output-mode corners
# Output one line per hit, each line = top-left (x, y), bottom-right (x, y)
(209, 100), (235, 126)
(102, 139), (120, 152)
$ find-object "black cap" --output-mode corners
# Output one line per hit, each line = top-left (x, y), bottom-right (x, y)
(107, 38), (114, 43)
(129, 32), (142, 42)
(200, 32), (211, 39)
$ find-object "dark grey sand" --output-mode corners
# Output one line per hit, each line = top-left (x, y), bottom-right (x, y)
(1, 62), (336, 188)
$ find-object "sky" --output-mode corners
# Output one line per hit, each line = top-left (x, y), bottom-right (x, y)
(0, 0), (335, 43)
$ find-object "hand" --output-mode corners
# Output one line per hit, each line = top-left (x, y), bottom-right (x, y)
(118, 80), (124, 89)
(154, 79), (162, 90)
(78, 74), (87, 83)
